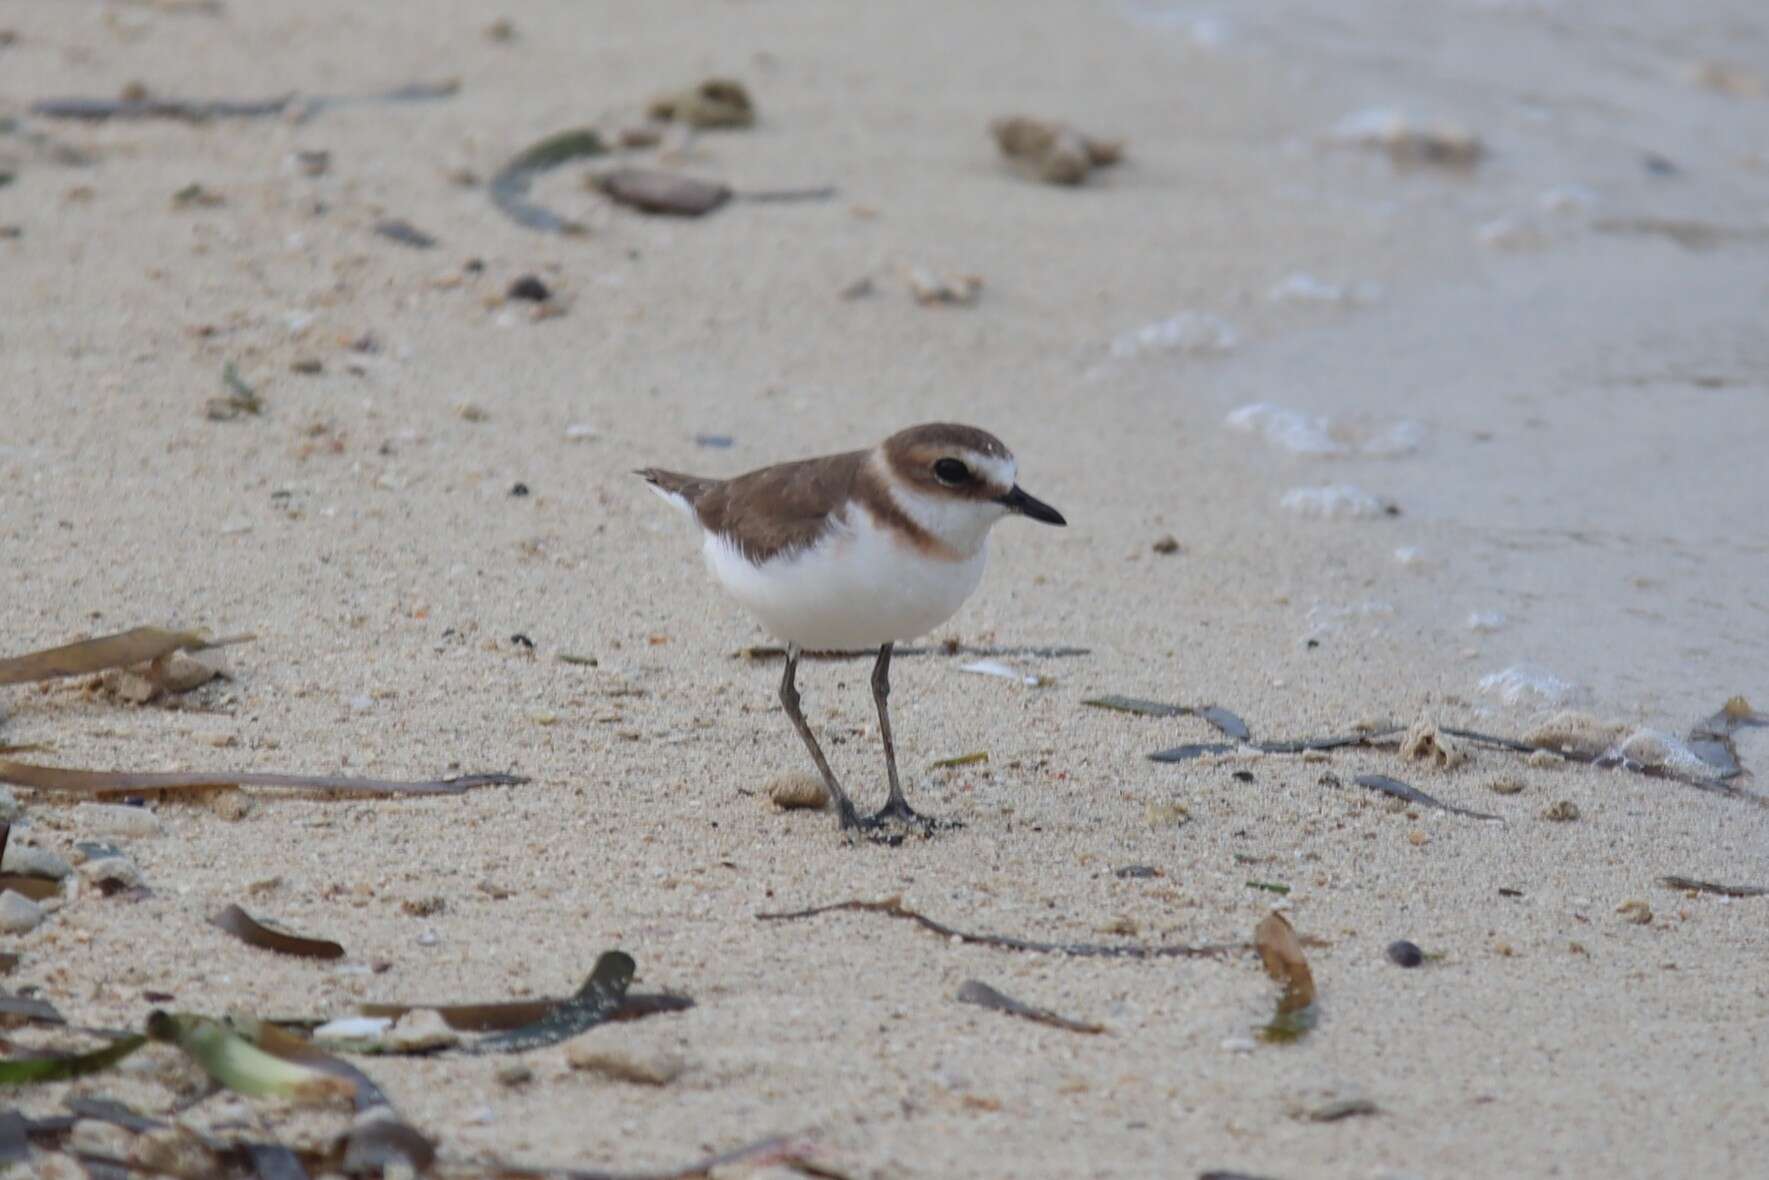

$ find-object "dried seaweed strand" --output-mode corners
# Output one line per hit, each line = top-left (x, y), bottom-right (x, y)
(359, 992), (691, 1033)
(0, 760), (526, 799)
(212, 905), (345, 960)
(757, 897), (1240, 959)
(463, 952), (635, 1054)
(1658, 875), (1768, 897)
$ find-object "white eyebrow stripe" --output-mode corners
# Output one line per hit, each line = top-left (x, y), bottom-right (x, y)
(969, 451), (1017, 491)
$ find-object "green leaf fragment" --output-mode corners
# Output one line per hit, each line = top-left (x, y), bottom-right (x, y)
(1244, 880), (1290, 895)
(931, 751), (988, 769)
(0, 1034), (148, 1085)
(146, 1012), (353, 1103)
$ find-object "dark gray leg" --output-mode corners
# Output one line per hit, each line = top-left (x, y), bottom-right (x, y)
(779, 645), (864, 833)
(868, 643), (934, 830)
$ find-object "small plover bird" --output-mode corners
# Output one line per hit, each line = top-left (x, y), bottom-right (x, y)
(638, 423), (1066, 835)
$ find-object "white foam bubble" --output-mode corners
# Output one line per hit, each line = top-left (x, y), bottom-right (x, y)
(1466, 611), (1507, 632)
(1280, 484), (1389, 519)
(1110, 311), (1238, 358)
(1266, 272), (1384, 306)
(1227, 403), (1345, 455)
(1477, 664), (1584, 707)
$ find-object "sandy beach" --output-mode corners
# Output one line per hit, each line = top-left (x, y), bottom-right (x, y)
(3, 1), (1767, 1177)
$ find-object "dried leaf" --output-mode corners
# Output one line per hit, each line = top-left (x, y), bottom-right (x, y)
(1254, 911), (1316, 1043)
(1200, 706), (1252, 742)
(758, 896), (1240, 960)
(990, 116), (1124, 185)
(1353, 774), (1501, 820)
(647, 78), (754, 128)
(0, 627), (250, 686)
(0, 877), (58, 901)
(0, 761), (525, 800)
(212, 905), (344, 960)
(373, 219), (437, 249)
(464, 952), (636, 1054)
(0, 1034), (147, 1085)
(358, 992), (692, 1033)
(1147, 743), (1236, 762)
(63, 1097), (163, 1134)
(955, 980), (1104, 1034)
(0, 1111), (28, 1165)
(1083, 696), (1185, 718)
(593, 169), (731, 217)
(0, 993), (64, 1026)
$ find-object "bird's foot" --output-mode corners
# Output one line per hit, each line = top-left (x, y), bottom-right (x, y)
(868, 796), (951, 836)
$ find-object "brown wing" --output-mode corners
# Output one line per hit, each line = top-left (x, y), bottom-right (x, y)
(691, 450), (866, 563)
(636, 467), (722, 505)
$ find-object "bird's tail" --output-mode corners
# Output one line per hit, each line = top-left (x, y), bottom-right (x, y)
(635, 468), (716, 518)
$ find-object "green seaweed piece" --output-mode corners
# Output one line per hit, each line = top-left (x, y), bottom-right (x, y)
(0, 1035), (147, 1085)
(489, 128), (607, 233)
(464, 951), (634, 1054)
(1244, 880), (1290, 895)
(930, 751), (988, 769)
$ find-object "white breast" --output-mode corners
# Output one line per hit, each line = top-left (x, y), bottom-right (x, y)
(701, 504), (988, 650)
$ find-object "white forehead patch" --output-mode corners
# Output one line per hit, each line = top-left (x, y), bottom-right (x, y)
(967, 450), (1017, 492)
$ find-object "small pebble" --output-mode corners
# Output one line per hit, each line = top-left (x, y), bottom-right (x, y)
(1, 844), (72, 880)
(80, 856), (144, 896)
(0, 890), (46, 934)
(566, 1038), (685, 1085)
(767, 773), (829, 811)
(206, 789), (254, 822)
(1151, 534), (1181, 555)
(1113, 864), (1159, 879)
(1308, 1097), (1379, 1122)
(385, 1008), (458, 1052)
(1616, 899), (1653, 925)
(417, 929), (440, 947)
(1386, 940), (1424, 968)
(76, 802), (163, 839)
(69, 1121), (134, 1161)
(510, 482), (530, 497)
(495, 1062), (533, 1087)
(1489, 777), (1526, 795)
(1543, 800), (1580, 822)
(1145, 801), (1191, 828)
(507, 275), (550, 302)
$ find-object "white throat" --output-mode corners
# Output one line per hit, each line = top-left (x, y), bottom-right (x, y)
(868, 451), (1010, 558)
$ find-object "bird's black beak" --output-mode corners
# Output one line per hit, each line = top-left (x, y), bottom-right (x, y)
(997, 484), (1067, 526)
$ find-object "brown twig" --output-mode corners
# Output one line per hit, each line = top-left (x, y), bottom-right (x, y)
(757, 896), (1241, 959)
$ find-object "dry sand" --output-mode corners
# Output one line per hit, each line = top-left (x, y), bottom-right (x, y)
(2, 1), (1767, 1177)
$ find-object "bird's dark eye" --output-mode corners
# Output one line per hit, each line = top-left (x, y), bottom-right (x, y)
(933, 458), (971, 486)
